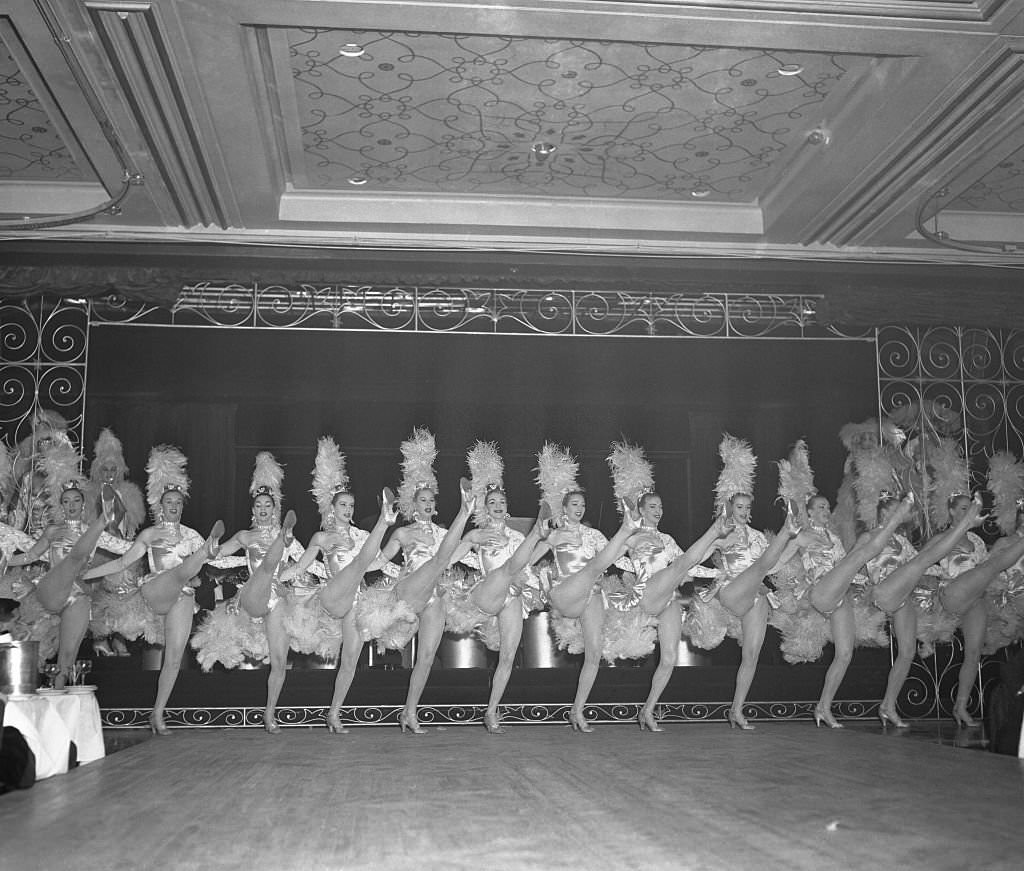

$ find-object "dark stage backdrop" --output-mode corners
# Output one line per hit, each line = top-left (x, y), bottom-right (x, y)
(85, 327), (878, 547)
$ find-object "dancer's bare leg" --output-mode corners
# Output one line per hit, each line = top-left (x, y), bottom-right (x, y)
(396, 494), (475, 614)
(812, 499), (913, 614)
(36, 514), (110, 613)
(53, 597), (90, 689)
(729, 596), (769, 728)
(550, 514), (639, 619)
(472, 510), (550, 616)
(263, 607), (289, 732)
(569, 594), (604, 732)
(639, 522), (725, 616)
(143, 520), (224, 615)
(941, 534), (1024, 615)
(151, 595), (194, 732)
(640, 599), (682, 731)
(240, 513), (294, 619)
(816, 600), (855, 727)
(952, 599), (987, 725)
(880, 603), (917, 723)
(483, 599), (524, 732)
(327, 609), (361, 733)
(402, 596), (446, 732)
(322, 497), (397, 618)
(718, 525), (803, 618)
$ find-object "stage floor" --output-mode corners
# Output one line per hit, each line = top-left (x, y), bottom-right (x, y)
(2, 722), (1020, 870)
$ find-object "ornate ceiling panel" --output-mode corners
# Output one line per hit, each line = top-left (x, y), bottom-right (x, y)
(0, 0), (1022, 269)
(283, 28), (862, 202)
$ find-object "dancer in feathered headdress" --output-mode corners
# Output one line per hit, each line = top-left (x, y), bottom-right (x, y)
(442, 441), (552, 733)
(608, 440), (726, 731)
(277, 438), (399, 733)
(357, 428), (477, 733)
(771, 441), (918, 727)
(86, 427), (148, 656)
(534, 442), (641, 733)
(685, 433), (821, 730)
(196, 451), (307, 732)
(926, 450), (1024, 728)
(85, 445), (227, 733)
(2, 438), (125, 686)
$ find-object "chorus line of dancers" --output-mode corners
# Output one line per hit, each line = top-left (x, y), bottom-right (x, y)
(4, 414), (1024, 735)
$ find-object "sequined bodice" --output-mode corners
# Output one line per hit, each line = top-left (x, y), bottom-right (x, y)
(551, 524), (607, 577)
(323, 525), (370, 575)
(478, 524), (525, 574)
(245, 525), (281, 573)
(718, 526), (768, 578)
(939, 532), (986, 579)
(49, 519), (87, 564)
(402, 522), (446, 573)
(802, 527), (846, 581)
(625, 528), (680, 580)
(866, 533), (917, 581)
(147, 523), (204, 572)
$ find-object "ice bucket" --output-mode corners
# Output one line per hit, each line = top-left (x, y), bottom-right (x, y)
(0, 640), (40, 696)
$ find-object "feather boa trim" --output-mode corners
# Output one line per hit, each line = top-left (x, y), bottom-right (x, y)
(987, 451), (1024, 535)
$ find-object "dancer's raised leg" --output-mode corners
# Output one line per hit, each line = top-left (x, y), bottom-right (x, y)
(472, 507), (551, 616)
(240, 512), (294, 618)
(640, 520), (726, 616)
(321, 491), (397, 618)
(36, 513), (110, 613)
(142, 520), (224, 615)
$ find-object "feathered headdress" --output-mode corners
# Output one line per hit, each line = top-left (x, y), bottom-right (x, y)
(535, 442), (579, 518)
(0, 441), (13, 507)
(41, 435), (85, 523)
(927, 437), (969, 530)
(715, 434), (756, 517)
(89, 428), (129, 482)
(608, 441), (653, 515)
(250, 451), (284, 522)
(987, 451), (1024, 535)
(311, 436), (349, 527)
(398, 427), (438, 521)
(777, 439), (817, 523)
(145, 445), (189, 520)
(467, 441), (504, 527)
(852, 448), (897, 528)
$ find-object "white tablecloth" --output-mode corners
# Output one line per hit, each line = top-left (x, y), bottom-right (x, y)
(2, 692), (105, 779)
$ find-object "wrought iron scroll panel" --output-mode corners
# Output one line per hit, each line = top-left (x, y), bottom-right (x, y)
(89, 286), (868, 341)
(877, 326), (1024, 719)
(0, 295), (89, 449)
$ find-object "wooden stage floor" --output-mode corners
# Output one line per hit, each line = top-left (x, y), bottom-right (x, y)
(2, 721), (1021, 871)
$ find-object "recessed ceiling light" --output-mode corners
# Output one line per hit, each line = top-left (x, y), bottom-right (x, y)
(347, 176), (368, 185)
(339, 43), (364, 58)
(531, 142), (557, 157)
(690, 186), (711, 198)
(778, 64), (803, 76)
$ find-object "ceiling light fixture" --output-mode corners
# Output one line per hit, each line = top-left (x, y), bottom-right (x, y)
(806, 129), (831, 146)
(531, 142), (557, 164)
(339, 43), (365, 58)
(778, 64), (804, 76)
(347, 176), (368, 185)
(690, 185), (711, 198)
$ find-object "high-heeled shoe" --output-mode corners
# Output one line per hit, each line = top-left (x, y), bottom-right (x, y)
(727, 708), (755, 730)
(483, 711), (506, 735)
(207, 519), (225, 557)
(953, 707), (980, 728)
(264, 713), (281, 735)
(93, 637), (115, 657)
(148, 713), (170, 736)
(813, 706), (844, 729)
(282, 510), (297, 544)
(568, 710), (594, 733)
(326, 711), (350, 734)
(638, 708), (664, 733)
(878, 706), (909, 729)
(399, 710), (426, 735)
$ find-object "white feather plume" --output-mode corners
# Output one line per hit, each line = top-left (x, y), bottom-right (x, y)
(467, 441), (504, 527)
(852, 449), (895, 527)
(145, 445), (189, 518)
(607, 441), (654, 514)
(715, 434), (756, 516)
(311, 436), (349, 525)
(89, 428), (128, 481)
(41, 437), (85, 524)
(927, 437), (969, 530)
(777, 439), (817, 520)
(250, 451), (284, 513)
(987, 451), (1024, 535)
(398, 427), (438, 520)
(0, 441), (13, 505)
(535, 442), (579, 518)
